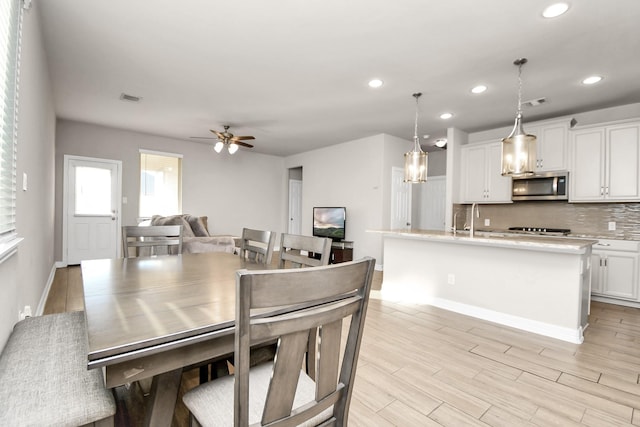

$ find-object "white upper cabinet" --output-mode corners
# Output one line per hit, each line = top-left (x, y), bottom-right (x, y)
(534, 121), (569, 172)
(570, 121), (640, 202)
(461, 141), (512, 203)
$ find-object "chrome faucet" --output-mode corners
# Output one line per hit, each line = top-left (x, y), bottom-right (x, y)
(452, 212), (459, 236)
(470, 203), (480, 238)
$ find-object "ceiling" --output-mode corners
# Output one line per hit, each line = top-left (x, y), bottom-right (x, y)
(37, 0), (640, 157)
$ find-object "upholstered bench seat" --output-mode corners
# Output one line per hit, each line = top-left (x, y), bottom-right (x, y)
(0, 311), (116, 426)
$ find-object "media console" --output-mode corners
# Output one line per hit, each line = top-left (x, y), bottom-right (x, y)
(330, 241), (353, 264)
(308, 240), (354, 264)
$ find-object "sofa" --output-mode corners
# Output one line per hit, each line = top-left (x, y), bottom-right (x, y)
(148, 214), (236, 254)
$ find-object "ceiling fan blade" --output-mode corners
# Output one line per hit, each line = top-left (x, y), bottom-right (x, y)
(235, 141), (254, 148)
(210, 130), (226, 139)
(190, 136), (217, 140)
(230, 135), (255, 141)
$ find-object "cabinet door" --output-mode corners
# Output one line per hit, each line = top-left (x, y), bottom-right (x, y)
(590, 253), (603, 294)
(538, 124), (567, 171)
(607, 124), (640, 200)
(602, 252), (638, 300)
(570, 129), (606, 201)
(486, 143), (512, 202)
(462, 144), (488, 203)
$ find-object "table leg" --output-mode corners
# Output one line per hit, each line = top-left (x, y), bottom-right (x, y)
(143, 369), (182, 427)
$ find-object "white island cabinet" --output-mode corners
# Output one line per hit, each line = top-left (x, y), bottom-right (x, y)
(376, 230), (594, 344)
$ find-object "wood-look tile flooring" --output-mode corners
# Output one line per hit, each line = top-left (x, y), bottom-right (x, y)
(46, 264), (640, 426)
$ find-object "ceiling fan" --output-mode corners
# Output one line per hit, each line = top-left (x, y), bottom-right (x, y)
(191, 125), (255, 154)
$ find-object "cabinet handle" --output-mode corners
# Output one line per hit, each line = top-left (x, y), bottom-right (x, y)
(605, 187), (609, 195)
(600, 187), (604, 196)
(596, 243), (611, 247)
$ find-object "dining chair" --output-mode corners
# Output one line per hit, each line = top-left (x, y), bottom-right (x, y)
(238, 228), (276, 265)
(182, 257), (376, 427)
(122, 225), (183, 257)
(278, 233), (332, 268)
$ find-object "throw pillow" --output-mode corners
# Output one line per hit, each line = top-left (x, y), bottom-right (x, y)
(150, 215), (195, 237)
(184, 215), (210, 237)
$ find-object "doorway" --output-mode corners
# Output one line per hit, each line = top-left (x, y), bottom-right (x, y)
(288, 167), (302, 235)
(63, 156), (122, 265)
(391, 166), (412, 229)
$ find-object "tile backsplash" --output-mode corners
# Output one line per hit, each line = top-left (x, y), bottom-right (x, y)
(453, 202), (640, 240)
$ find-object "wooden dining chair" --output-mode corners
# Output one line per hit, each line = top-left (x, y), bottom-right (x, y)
(183, 257), (376, 427)
(278, 233), (332, 268)
(238, 228), (276, 265)
(122, 225), (183, 257)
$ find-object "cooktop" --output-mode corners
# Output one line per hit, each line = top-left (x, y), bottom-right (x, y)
(508, 227), (571, 236)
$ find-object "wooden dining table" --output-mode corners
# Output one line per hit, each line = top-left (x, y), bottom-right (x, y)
(81, 251), (275, 427)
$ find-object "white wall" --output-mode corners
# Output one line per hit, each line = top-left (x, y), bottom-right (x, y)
(285, 134), (408, 267)
(54, 120), (286, 261)
(0, 4), (56, 347)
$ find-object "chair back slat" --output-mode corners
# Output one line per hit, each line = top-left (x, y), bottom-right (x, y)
(262, 330), (309, 424)
(278, 234), (332, 268)
(239, 228), (276, 265)
(122, 225), (183, 257)
(234, 257), (375, 427)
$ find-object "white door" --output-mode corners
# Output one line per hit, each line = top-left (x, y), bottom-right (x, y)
(391, 167), (412, 229)
(64, 156), (121, 265)
(288, 179), (302, 234)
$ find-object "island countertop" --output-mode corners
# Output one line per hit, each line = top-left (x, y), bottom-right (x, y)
(370, 229), (597, 254)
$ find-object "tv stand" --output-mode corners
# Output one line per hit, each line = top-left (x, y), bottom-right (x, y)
(330, 240), (353, 264)
(308, 240), (353, 264)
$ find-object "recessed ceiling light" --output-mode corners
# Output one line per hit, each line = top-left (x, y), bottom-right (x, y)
(582, 75), (603, 85)
(368, 79), (383, 88)
(440, 112), (453, 120)
(471, 85), (487, 94)
(542, 2), (569, 18)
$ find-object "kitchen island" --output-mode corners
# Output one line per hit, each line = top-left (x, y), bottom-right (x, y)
(375, 230), (596, 343)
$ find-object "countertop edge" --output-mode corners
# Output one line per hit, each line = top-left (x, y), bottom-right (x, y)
(368, 229), (598, 254)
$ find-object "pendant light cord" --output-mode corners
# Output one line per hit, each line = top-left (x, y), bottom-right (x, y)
(412, 92), (422, 152)
(514, 58), (527, 115)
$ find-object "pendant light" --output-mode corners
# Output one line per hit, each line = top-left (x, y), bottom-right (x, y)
(404, 92), (428, 183)
(501, 58), (537, 177)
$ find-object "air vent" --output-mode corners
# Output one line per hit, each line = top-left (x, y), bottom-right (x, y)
(119, 93), (142, 102)
(522, 97), (546, 107)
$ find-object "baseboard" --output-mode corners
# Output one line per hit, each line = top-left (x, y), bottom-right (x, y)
(591, 295), (640, 309)
(36, 263), (58, 316)
(430, 297), (584, 344)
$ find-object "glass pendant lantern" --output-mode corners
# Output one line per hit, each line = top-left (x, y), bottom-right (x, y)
(404, 92), (428, 183)
(501, 58), (536, 177)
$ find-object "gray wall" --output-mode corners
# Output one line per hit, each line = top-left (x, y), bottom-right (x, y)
(0, 4), (56, 347)
(54, 120), (286, 261)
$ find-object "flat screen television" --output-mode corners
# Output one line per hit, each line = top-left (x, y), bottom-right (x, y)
(313, 207), (346, 241)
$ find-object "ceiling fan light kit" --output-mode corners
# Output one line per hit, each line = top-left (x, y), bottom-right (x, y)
(195, 125), (256, 155)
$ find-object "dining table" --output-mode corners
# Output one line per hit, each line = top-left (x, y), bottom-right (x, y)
(81, 251), (276, 427)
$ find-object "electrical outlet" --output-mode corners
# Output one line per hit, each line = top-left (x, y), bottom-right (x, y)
(608, 221), (616, 231)
(484, 218), (490, 227)
(18, 305), (32, 320)
(447, 273), (455, 285)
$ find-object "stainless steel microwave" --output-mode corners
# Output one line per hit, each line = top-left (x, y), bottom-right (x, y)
(512, 172), (568, 201)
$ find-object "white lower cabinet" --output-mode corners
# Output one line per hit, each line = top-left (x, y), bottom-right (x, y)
(591, 239), (639, 301)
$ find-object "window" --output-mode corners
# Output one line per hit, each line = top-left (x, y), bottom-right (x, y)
(0, 0), (22, 245)
(139, 150), (182, 218)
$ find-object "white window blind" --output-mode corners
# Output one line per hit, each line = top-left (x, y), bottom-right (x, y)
(0, 0), (22, 243)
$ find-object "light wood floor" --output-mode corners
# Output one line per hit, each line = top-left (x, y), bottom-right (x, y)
(46, 265), (640, 426)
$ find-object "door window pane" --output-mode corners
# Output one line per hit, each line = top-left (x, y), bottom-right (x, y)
(75, 166), (112, 215)
(139, 152), (182, 217)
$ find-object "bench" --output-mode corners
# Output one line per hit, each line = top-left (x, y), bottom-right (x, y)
(0, 311), (116, 426)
